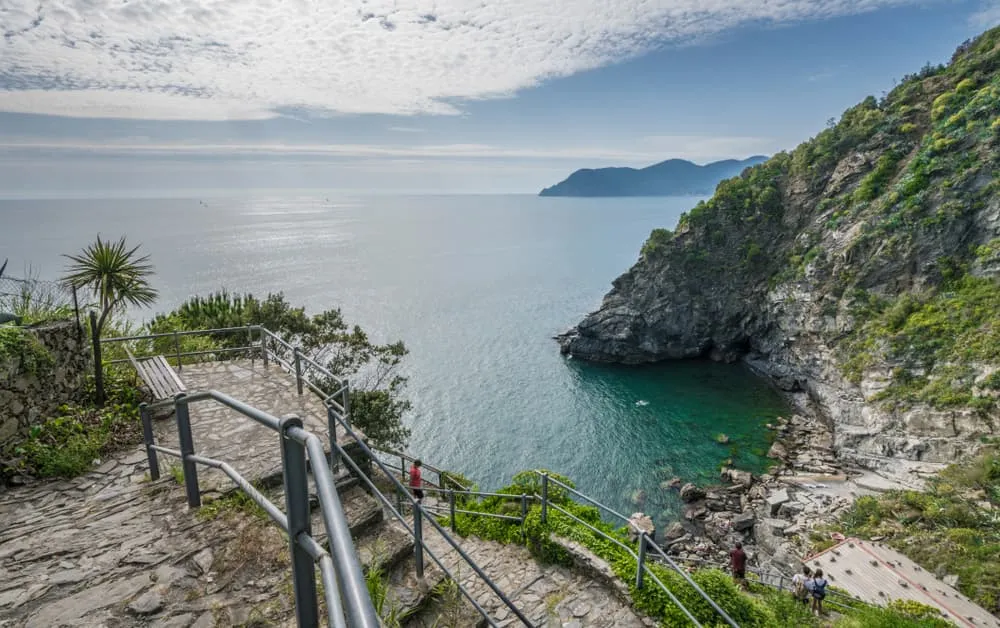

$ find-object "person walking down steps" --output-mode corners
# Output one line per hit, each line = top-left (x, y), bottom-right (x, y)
(810, 569), (828, 616)
(409, 459), (424, 505)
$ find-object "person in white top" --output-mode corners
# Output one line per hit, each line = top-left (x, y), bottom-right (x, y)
(791, 565), (812, 605)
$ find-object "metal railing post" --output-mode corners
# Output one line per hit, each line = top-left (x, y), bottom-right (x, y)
(327, 405), (340, 473)
(520, 493), (528, 541)
(342, 380), (351, 427)
(541, 473), (549, 524)
(279, 415), (319, 628)
(247, 325), (254, 367)
(261, 329), (269, 368)
(173, 330), (182, 371)
(449, 489), (457, 531)
(293, 347), (303, 395)
(636, 533), (647, 590)
(174, 393), (200, 508)
(139, 402), (159, 481)
(413, 503), (425, 579)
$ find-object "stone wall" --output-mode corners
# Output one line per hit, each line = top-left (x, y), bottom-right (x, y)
(0, 320), (89, 445)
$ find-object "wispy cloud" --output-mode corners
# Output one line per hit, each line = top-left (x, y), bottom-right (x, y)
(0, 0), (927, 121)
(0, 135), (782, 162)
(970, 0), (1000, 26)
(388, 126), (427, 133)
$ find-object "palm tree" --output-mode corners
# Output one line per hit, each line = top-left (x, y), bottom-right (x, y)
(63, 235), (158, 404)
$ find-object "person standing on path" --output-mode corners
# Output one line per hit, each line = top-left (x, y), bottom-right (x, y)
(729, 542), (748, 589)
(409, 459), (424, 505)
(810, 569), (828, 616)
(792, 565), (812, 605)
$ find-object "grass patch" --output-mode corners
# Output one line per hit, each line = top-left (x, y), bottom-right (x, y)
(198, 487), (270, 521)
(0, 326), (54, 376)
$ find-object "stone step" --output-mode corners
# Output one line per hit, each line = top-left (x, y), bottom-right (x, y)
(302, 483), (385, 543)
(355, 519), (416, 576)
(384, 558), (448, 623)
(403, 584), (487, 628)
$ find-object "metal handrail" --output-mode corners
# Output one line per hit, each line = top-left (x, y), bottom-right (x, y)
(531, 471), (740, 628)
(325, 407), (534, 627)
(330, 439), (503, 627)
(372, 448), (472, 491)
(139, 390), (379, 628)
(257, 331), (733, 628)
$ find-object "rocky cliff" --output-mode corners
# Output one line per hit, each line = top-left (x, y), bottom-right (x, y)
(559, 28), (1000, 482)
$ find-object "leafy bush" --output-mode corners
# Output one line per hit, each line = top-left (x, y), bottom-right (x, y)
(151, 292), (413, 449)
(641, 228), (673, 257)
(841, 275), (1000, 411)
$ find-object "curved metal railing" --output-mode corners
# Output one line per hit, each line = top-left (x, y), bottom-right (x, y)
(139, 389), (379, 628)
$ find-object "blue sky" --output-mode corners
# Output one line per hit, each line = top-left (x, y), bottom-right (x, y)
(0, 0), (997, 195)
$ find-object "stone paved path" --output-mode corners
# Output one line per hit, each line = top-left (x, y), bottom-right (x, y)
(0, 360), (349, 628)
(154, 360), (348, 495)
(419, 526), (653, 627)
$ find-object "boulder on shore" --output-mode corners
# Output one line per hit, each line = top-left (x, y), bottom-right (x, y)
(679, 483), (706, 503)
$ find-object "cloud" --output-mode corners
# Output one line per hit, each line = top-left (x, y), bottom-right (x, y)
(387, 126), (427, 133)
(970, 1), (1000, 26)
(0, 135), (782, 162)
(0, 0), (924, 121)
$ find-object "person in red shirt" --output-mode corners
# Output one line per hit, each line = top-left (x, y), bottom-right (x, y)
(730, 542), (748, 589)
(409, 459), (424, 504)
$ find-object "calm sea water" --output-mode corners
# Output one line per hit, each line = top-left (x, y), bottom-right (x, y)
(0, 192), (787, 526)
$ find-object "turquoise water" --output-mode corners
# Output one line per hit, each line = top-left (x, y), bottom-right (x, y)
(0, 193), (788, 527)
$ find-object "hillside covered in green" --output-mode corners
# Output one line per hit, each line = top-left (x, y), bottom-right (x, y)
(559, 27), (1000, 472)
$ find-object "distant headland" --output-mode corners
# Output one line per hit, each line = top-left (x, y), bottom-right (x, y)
(539, 156), (768, 197)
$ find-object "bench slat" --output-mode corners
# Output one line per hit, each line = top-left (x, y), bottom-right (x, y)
(155, 356), (187, 392)
(143, 358), (173, 399)
(134, 354), (186, 400)
(135, 358), (168, 399)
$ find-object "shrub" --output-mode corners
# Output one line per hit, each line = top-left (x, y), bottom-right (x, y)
(641, 228), (673, 257)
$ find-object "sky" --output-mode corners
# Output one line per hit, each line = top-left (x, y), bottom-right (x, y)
(0, 0), (998, 196)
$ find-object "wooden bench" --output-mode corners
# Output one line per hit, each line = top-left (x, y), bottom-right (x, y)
(127, 351), (187, 401)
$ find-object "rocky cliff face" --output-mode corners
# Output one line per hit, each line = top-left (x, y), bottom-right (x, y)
(559, 29), (1000, 482)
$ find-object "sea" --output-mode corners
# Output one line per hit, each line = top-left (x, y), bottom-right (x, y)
(0, 192), (788, 528)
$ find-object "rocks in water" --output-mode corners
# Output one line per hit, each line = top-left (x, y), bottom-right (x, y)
(630, 489), (647, 507)
(715, 433), (730, 445)
(679, 483), (706, 503)
(767, 441), (789, 461)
